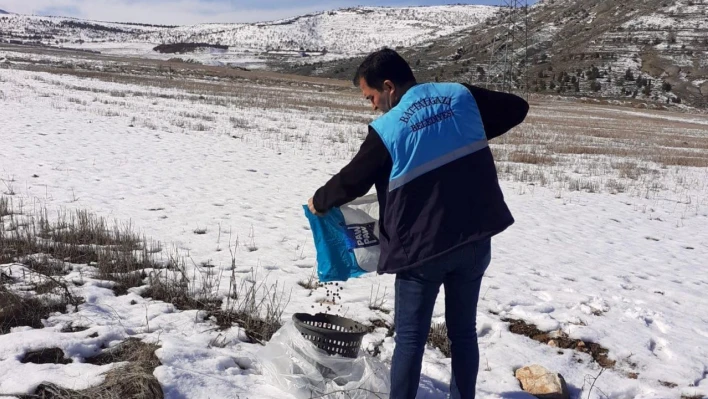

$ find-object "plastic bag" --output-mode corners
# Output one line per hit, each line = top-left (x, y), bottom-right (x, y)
(259, 321), (390, 399)
(304, 194), (380, 282)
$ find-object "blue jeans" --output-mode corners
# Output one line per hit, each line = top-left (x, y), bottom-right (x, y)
(390, 238), (491, 399)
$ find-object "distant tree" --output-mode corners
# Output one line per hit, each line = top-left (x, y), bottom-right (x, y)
(625, 68), (635, 81)
(661, 82), (672, 92)
(668, 31), (677, 44)
(590, 81), (602, 92)
(642, 80), (652, 95)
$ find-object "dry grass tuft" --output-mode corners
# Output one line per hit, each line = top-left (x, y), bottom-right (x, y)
(504, 317), (616, 369)
(28, 363), (163, 399)
(1, 199), (161, 296)
(85, 338), (161, 367)
(218, 273), (289, 344)
(0, 286), (70, 334)
(2, 197), (289, 346)
(0, 196), (12, 217)
(507, 150), (555, 165)
(141, 269), (220, 312)
(297, 270), (318, 290)
(21, 347), (72, 364)
(38, 209), (141, 248)
(427, 323), (451, 357)
(23, 339), (163, 399)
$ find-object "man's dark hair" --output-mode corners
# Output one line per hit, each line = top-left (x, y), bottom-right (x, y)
(353, 48), (416, 90)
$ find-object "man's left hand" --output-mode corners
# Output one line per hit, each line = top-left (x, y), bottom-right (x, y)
(308, 197), (326, 216)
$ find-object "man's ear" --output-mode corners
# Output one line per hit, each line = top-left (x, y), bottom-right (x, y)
(383, 79), (395, 94)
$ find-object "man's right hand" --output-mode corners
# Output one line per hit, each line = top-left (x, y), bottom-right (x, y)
(308, 197), (326, 216)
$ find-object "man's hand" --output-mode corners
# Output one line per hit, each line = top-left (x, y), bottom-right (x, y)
(308, 197), (326, 216)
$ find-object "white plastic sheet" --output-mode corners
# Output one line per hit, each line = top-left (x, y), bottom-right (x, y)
(259, 322), (390, 399)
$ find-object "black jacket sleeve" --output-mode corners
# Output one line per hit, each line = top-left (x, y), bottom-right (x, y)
(462, 84), (529, 140)
(312, 128), (390, 213)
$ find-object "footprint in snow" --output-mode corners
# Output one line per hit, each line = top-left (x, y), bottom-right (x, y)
(692, 327), (708, 339)
(534, 304), (555, 314)
(233, 268), (251, 274)
(532, 291), (553, 302)
(620, 283), (636, 291)
(477, 324), (493, 338)
(647, 337), (673, 360)
(654, 319), (669, 334)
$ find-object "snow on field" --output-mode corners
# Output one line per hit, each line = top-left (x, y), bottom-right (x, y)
(1, 64), (708, 399)
(75, 42), (274, 69)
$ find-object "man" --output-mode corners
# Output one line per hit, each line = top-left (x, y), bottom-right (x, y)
(307, 48), (528, 399)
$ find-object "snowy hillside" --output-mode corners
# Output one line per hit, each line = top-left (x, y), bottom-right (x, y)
(337, 0), (707, 109)
(0, 6), (497, 55)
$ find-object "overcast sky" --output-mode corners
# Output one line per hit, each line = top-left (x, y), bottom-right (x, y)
(0, 0), (536, 25)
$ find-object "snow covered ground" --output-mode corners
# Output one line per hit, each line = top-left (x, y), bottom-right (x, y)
(1, 50), (708, 399)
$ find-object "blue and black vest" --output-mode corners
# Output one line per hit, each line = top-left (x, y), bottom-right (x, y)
(370, 83), (514, 274)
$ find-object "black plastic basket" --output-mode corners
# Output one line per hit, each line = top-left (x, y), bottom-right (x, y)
(292, 313), (368, 358)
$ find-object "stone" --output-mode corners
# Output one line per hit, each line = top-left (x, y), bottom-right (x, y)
(700, 81), (708, 97)
(515, 364), (570, 399)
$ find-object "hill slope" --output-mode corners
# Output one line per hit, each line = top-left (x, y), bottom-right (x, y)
(292, 0), (708, 108)
(0, 6), (497, 56)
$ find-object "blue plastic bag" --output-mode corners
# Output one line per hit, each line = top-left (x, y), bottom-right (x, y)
(303, 194), (380, 282)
